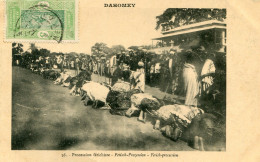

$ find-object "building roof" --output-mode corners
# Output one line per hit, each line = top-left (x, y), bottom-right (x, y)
(153, 20), (226, 40)
(147, 46), (184, 54)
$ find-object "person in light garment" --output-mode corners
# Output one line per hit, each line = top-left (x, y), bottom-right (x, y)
(75, 57), (80, 75)
(183, 51), (199, 107)
(70, 60), (75, 69)
(130, 61), (145, 93)
(154, 62), (161, 86)
(200, 53), (216, 94)
(149, 64), (155, 85)
(130, 61), (146, 122)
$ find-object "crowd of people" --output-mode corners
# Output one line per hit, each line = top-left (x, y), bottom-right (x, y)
(13, 46), (226, 151)
(15, 47), (225, 113)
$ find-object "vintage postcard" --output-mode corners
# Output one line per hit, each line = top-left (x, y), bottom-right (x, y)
(10, 9), (227, 151)
(0, 0), (260, 162)
(5, 0), (78, 42)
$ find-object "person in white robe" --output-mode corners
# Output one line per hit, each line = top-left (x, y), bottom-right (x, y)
(183, 53), (199, 107)
(201, 57), (216, 94)
(130, 61), (146, 122)
(130, 61), (145, 93)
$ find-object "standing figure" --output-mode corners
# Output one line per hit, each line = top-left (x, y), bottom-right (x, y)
(154, 62), (161, 86)
(201, 54), (216, 94)
(130, 61), (145, 92)
(45, 57), (50, 69)
(60, 56), (64, 72)
(56, 55), (63, 71)
(70, 59), (75, 69)
(129, 61), (146, 122)
(111, 64), (122, 86)
(183, 52), (199, 107)
(63, 56), (67, 69)
(75, 57), (80, 75)
(149, 64), (155, 86)
(135, 61), (146, 122)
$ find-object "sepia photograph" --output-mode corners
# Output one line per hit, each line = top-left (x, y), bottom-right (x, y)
(2, 0), (260, 161)
(11, 7), (226, 151)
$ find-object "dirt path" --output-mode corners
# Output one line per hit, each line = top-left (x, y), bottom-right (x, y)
(12, 66), (194, 150)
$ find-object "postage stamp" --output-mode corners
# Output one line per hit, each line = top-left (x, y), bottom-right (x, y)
(5, 0), (78, 42)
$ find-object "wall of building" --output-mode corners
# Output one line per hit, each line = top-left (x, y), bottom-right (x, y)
(157, 28), (226, 52)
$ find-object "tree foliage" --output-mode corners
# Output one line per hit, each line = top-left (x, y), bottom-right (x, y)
(29, 43), (37, 51)
(12, 43), (24, 55)
(141, 45), (153, 50)
(156, 8), (226, 31)
(91, 42), (109, 56)
(67, 52), (78, 58)
(128, 46), (139, 51)
(102, 46), (112, 55)
(111, 45), (125, 54)
(39, 48), (50, 56)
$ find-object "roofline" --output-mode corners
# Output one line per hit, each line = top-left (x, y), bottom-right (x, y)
(153, 24), (226, 40)
(162, 20), (226, 34)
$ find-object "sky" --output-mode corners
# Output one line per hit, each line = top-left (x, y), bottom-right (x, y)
(22, 7), (166, 54)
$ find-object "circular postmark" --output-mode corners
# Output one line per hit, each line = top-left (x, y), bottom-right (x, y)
(14, 3), (64, 43)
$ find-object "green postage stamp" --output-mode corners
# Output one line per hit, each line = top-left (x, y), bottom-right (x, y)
(5, 0), (78, 42)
